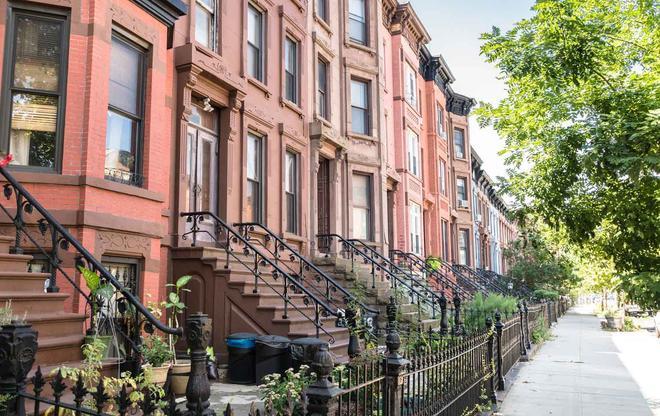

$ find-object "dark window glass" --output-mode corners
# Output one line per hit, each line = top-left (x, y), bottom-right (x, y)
(105, 34), (145, 187)
(247, 132), (263, 222)
(284, 37), (298, 104)
(348, 0), (366, 45)
(351, 79), (369, 135)
(441, 220), (449, 261)
(457, 177), (467, 202)
(454, 128), (465, 159)
(316, 0), (328, 22)
(317, 59), (328, 119)
(247, 5), (264, 81)
(6, 12), (67, 169)
(285, 151), (298, 234)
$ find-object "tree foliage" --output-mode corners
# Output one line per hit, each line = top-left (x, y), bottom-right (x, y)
(478, 0), (660, 309)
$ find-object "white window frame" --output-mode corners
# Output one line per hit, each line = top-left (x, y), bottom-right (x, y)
(410, 202), (423, 255)
(405, 63), (417, 107)
(195, 0), (216, 50)
(247, 4), (265, 82)
(407, 129), (420, 177)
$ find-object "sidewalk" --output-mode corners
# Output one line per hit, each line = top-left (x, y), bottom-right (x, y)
(498, 305), (660, 416)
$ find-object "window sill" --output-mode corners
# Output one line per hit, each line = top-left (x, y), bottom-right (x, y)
(284, 232), (305, 243)
(248, 77), (271, 98)
(280, 98), (304, 118)
(314, 14), (332, 35)
(345, 40), (376, 56)
(194, 42), (220, 59)
(347, 133), (376, 142)
(314, 114), (332, 128)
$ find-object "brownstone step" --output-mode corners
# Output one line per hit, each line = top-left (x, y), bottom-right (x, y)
(0, 252), (31, 272)
(0, 271), (50, 292)
(35, 334), (84, 367)
(27, 312), (87, 338)
(0, 235), (13, 254)
(0, 292), (69, 315)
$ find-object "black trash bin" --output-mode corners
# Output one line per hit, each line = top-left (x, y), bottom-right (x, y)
(289, 337), (328, 370)
(226, 332), (257, 384)
(255, 335), (291, 383)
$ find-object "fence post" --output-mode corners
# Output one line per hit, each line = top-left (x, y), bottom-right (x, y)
(524, 301), (531, 350)
(485, 316), (497, 407)
(495, 311), (505, 391)
(346, 306), (362, 359)
(385, 297), (409, 416)
(518, 302), (527, 357)
(304, 345), (342, 416)
(0, 321), (38, 416)
(452, 294), (463, 336)
(439, 292), (448, 336)
(184, 313), (214, 416)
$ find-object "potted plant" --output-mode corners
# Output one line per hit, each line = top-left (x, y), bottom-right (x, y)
(140, 333), (173, 386)
(79, 266), (115, 358)
(166, 275), (192, 395)
(604, 309), (624, 330)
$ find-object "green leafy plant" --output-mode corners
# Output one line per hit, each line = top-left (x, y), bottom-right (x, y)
(79, 266), (115, 330)
(622, 317), (638, 332)
(531, 317), (552, 344)
(533, 289), (560, 301)
(165, 275), (191, 361)
(257, 366), (316, 415)
(140, 334), (174, 368)
(462, 293), (519, 332)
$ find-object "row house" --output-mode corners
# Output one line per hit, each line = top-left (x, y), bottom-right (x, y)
(0, 0), (518, 366)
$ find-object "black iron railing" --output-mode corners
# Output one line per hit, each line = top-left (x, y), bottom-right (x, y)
(317, 234), (447, 322)
(456, 264), (508, 295)
(479, 268), (533, 297)
(389, 250), (471, 302)
(181, 212), (340, 342)
(431, 258), (486, 296)
(451, 263), (497, 295)
(0, 166), (181, 371)
(235, 222), (379, 322)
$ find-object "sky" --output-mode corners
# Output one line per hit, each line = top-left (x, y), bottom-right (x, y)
(409, 0), (535, 180)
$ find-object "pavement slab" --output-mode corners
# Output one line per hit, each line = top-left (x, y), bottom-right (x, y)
(498, 305), (660, 416)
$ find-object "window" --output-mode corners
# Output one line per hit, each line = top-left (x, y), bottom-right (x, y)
(195, 0), (215, 50)
(101, 257), (139, 357)
(351, 79), (369, 135)
(105, 33), (146, 187)
(405, 64), (417, 106)
(285, 151), (298, 234)
(441, 220), (449, 261)
(246, 132), (263, 222)
(410, 202), (422, 255)
(317, 58), (328, 119)
(284, 37), (299, 104)
(407, 130), (420, 177)
(436, 105), (445, 135)
(458, 229), (470, 266)
(352, 173), (371, 240)
(4, 9), (68, 170)
(348, 0), (367, 45)
(453, 128), (465, 159)
(247, 4), (264, 81)
(316, 0), (328, 22)
(439, 159), (446, 195)
(457, 177), (467, 203)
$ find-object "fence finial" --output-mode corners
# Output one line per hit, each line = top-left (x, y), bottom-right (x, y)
(494, 310), (505, 390)
(0, 321), (38, 415)
(304, 345), (341, 416)
(439, 291), (448, 335)
(184, 312), (215, 416)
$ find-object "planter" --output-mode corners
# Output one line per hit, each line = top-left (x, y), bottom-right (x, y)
(171, 360), (191, 395)
(606, 316), (623, 330)
(143, 364), (171, 386)
(84, 335), (113, 358)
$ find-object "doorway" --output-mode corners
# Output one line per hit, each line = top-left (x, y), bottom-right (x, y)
(317, 158), (331, 253)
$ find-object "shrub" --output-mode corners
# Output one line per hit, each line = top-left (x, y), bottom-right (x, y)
(462, 293), (519, 332)
(140, 334), (173, 367)
(622, 317), (638, 332)
(531, 316), (552, 343)
(258, 366), (316, 415)
(533, 289), (559, 301)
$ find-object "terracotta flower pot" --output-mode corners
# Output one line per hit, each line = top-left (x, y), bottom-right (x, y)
(143, 364), (171, 386)
(171, 360), (191, 395)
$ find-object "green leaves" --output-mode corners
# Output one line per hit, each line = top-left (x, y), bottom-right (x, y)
(480, 0), (660, 309)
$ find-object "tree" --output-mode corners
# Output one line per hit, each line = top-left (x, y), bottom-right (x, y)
(477, 0), (660, 309)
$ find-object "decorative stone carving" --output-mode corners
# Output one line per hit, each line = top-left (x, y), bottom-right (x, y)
(96, 231), (150, 256)
(110, 5), (158, 44)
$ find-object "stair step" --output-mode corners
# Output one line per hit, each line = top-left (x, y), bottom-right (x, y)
(0, 271), (50, 292)
(35, 334), (84, 366)
(0, 253), (32, 272)
(0, 235), (13, 254)
(27, 312), (87, 338)
(0, 292), (69, 314)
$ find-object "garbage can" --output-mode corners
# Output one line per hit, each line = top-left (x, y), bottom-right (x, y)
(255, 335), (291, 383)
(289, 337), (328, 370)
(226, 332), (257, 384)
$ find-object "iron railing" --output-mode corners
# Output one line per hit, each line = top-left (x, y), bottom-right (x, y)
(181, 211), (340, 342)
(235, 222), (379, 322)
(453, 264), (502, 295)
(0, 166), (181, 371)
(433, 258), (486, 296)
(389, 250), (471, 303)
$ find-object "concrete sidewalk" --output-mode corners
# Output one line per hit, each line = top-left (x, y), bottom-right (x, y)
(498, 306), (660, 416)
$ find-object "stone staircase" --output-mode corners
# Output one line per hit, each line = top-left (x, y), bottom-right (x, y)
(0, 235), (86, 370)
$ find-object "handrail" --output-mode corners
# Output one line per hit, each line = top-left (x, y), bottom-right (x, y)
(479, 269), (532, 297)
(389, 250), (471, 302)
(475, 268), (511, 294)
(234, 222), (379, 316)
(454, 264), (506, 295)
(182, 212), (340, 341)
(437, 259), (489, 295)
(0, 166), (181, 337)
(317, 234), (444, 318)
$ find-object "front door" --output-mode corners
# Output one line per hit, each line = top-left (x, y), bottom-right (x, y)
(186, 124), (218, 240)
(317, 158), (331, 252)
